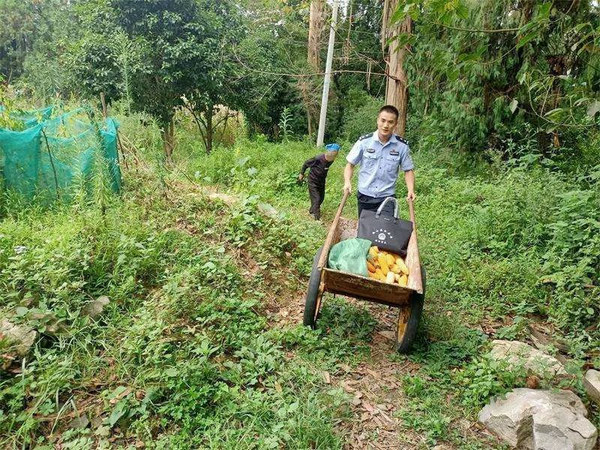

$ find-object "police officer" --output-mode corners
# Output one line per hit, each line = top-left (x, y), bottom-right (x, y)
(298, 143), (340, 220)
(343, 105), (415, 218)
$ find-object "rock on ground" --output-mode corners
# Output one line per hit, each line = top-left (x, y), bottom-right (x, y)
(0, 319), (37, 356)
(82, 296), (110, 318)
(489, 340), (566, 377)
(478, 388), (597, 450)
(583, 369), (600, 405)
(1, 319), (37, 369)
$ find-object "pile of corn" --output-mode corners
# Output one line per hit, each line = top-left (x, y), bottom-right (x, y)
(367, 246), (410, 286)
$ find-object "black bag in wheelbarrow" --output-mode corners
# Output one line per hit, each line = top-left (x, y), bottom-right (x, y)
(357, 197), (413, 256)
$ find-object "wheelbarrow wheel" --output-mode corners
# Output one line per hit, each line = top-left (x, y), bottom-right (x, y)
(396, 265), (426, 354)
(303, 247), (323, 329)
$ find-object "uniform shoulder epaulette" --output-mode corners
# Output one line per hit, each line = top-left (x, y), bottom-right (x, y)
(358, 132), (373, 141)
(396, 135), (408, 145)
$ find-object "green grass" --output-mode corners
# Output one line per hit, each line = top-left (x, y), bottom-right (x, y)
(0, 113), (598, 448)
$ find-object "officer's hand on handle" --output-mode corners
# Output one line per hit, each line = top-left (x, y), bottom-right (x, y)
(343, 182), (352, 195)
(406, 191), (416, 201)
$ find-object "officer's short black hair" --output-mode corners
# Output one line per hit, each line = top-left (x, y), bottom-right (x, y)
(378, 105), (399, 119)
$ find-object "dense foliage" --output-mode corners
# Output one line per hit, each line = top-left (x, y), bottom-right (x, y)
(0, 115), (597, 446)
(0, 0), (599, 447)
(399, 0), (600, 165)
(3, 0), (598, 161)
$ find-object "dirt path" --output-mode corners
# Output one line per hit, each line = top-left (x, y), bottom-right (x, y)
(199, 190), (490, 448)
(269, 291), (433, 448)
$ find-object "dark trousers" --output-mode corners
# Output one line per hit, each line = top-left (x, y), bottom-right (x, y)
(308, 182), (325, 219)
(357, 192), (395, 219)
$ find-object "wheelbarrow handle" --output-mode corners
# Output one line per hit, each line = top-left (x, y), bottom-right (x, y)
(340, 189), (350, 209)
(317, 190), (350, 270)
(407, 197), (416, 225)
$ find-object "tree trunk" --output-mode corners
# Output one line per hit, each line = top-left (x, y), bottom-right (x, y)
(308, 0), (325, 70)
(306, 0), (325, 135)
(162, 117), (175, 162)
(382, 0), (412, 137)
(206, 108), (213, 154)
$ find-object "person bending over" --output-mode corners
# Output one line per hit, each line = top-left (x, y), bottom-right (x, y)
(299, 143), (340, 220)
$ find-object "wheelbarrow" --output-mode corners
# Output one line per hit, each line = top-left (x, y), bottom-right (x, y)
(302, 191), (425, 353)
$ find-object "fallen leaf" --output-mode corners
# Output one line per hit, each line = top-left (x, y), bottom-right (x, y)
(322, 371), (331, 384)
(526, 375), (540, 389)
(379, 410), (394, 424)
(109, 387), (132, 405)
(366, 368), (380, 379)
(361, 401), (376, 413)
(341, 382), (356, 393)
(377, 330), (395, 341)
(69, 414), (89, 429)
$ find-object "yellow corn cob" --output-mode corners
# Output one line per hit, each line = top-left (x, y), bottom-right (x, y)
(385, 253), (395, 266)
(368, 246), (379, 260)
(395, 258), (409, 275)
(399, 274), (408, 287)
(385, 272), (395, 284)
(378, 254), (389, 275)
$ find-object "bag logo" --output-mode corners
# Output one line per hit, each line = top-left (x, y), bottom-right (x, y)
(372, 228), (393, 244)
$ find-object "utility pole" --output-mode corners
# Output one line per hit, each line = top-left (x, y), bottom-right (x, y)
(316, 0), (339, 147)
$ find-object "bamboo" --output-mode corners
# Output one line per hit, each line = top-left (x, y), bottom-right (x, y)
(41, 128), (61, 201)
(100, 92), (107, 118)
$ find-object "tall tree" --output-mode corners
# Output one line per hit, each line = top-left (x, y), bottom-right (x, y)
(305, 0), (326, 134)
(0, 0), (46, 81)
(382, 0), (411, 137)
(308, 0), (325, 70)
(182, 0), (244, 154)
(395, 0), (600, 156)
(110, 0), (201, 159)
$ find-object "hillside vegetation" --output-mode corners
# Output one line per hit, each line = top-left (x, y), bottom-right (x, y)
(0, 0), (599, 447)
(0, 112), (597, 448)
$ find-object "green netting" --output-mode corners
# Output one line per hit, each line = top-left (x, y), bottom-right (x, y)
(0, 106), (121, 202)
(0, 105), (54, 128)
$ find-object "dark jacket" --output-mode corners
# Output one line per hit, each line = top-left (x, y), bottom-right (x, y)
(300, 154), (333, 186)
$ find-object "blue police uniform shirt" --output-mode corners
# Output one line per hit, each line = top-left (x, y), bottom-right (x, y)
(346, 132), (414, 198)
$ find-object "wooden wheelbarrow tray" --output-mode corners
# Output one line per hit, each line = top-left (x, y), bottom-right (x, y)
(303, 191), (425, 353)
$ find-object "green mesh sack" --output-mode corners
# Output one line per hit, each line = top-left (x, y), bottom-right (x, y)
(327, 238), (372, 277)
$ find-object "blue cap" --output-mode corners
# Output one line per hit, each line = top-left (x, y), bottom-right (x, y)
(325, 143), (340, 152)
